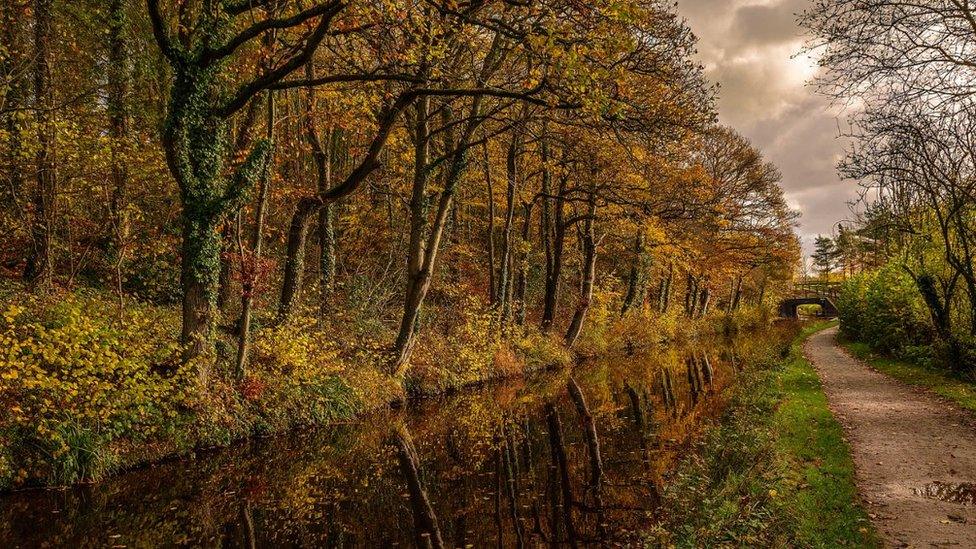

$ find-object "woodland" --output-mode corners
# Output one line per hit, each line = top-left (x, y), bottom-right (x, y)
(0, 0), (799, 488)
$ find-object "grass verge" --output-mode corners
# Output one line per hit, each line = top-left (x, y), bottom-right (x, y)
(649, 321), (880, 547)
(841, 340), (976, 413)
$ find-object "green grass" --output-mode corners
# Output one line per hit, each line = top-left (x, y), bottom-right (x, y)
(773, 321), (879, 547)
(649, 321), (879, 548)
(841, 339), (976, 413)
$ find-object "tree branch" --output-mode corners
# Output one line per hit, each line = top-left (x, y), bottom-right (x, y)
(146, 0), (182, 63)
(216, 2), (343, 118)
(202, 1), (344, 66)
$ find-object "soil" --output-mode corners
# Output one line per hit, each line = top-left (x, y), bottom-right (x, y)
(805, 327), (976, 548)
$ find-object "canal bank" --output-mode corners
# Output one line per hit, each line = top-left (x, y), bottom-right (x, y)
(648, 321), (879, 547)
(2, 322), (802, 546)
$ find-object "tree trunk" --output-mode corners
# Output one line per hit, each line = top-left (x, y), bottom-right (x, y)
(180, 224), (220, 367)
(107, 0), (129, 314)
(25, 0), (56, 288)
(279, 66), (345, 323)
(545, 404), (579, 548)
(620, 231), (646, 316)
(729, 275), (743, 313)
(235, 91), (275, 378)
(542, 174), (567, 331)
(684, 273), (698, 317)
(317, 202), (335, 311)
(107, 0), (128, 245)
(393, 425), (445, 549)
(567, 377), (605, 534)
(485, 140), (497, 305)
(658, 262), (674, 314)
(515, 201), (532, 326)
(317, 119), (341, 318)
(168, 87), (271, 366)
(539, 134), (553, 324)
(1, 0), (25, 266)
(564, 190), (597, 348)
(567, 378), (603, 489)
(697, 285), (711, 318)
(278, 199), (317, 320)
(391, 95), (485, 374)
(915, 273), (953, 341)
(392, 97), (432, 374)
(498, 131), (521, 322)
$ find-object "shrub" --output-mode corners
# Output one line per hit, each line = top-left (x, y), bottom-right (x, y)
(0, 291), (369, 487)
(0, 291), (194, 484)
(515, 328), (572, 369)
(838, 265), (936, 359)
(863, 265), (930, 354)
(837, 273), (872, 341)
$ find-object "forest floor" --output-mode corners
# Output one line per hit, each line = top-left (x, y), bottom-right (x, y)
(806, 327), (976, 547)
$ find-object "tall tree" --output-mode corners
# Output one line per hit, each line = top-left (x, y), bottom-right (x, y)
(24, 0), (56, 288)
(811, 235), (838, 281)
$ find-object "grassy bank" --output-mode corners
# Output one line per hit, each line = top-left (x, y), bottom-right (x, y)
(842, 339), (976, 413)
(649, 321), (879, 547)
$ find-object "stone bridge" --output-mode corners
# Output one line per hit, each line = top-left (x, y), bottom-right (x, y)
(778, 281), (841, 319)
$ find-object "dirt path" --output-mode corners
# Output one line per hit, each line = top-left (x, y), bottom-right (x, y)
(804, 327), (976, 547)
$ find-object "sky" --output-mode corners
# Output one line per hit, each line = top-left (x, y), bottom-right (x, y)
(677, 0), (859, 258)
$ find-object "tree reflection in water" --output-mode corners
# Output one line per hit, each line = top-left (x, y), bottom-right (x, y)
(0, 335), (777, 547)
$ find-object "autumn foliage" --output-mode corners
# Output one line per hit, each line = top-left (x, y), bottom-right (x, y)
(0, 0), (798, 487)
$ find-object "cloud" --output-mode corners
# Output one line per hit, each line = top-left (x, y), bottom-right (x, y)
(678, 0), (850, 256)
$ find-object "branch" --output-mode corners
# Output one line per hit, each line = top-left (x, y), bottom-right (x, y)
(202, 1), (344, 66)
(221, 138), (272, 214)
(222, 0), (276, 16)
(146, 0), (182, 63)
(216, 2), (343, 118)
(316, 91), (419, 204)
(268, 72), (425, 90)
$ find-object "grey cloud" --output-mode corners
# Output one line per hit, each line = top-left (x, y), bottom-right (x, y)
(729, 0), (808, 49)
(678, 0), (849, 257)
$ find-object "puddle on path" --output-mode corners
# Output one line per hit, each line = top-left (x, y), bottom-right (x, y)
(914, 482), (976, 505)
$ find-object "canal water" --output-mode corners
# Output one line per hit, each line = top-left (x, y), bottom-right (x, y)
(0, 331), (782, 547)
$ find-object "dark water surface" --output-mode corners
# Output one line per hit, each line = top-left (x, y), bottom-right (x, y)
(0, 335), (767, 547)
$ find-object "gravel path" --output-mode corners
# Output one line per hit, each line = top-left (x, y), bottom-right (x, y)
(804, 327), (976, 547)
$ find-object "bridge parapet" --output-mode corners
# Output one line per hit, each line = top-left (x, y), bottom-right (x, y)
(789, 280), (842, 300)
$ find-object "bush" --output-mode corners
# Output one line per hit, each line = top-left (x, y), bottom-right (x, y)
(0, 291), (195, 485)
(838, 265), (931, 357)
(515, 328), (572, 369)
(0, 290), (368, 487)
(837, 273), (872, 341)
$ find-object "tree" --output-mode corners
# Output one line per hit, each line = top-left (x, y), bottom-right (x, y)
(145, 1), (561, 368)
(24, 0), (56, 288)
(812, 235), (838, 281)
(802, 0), (976, 107)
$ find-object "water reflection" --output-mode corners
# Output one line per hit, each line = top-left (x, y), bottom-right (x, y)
(0, 338), (766, 547)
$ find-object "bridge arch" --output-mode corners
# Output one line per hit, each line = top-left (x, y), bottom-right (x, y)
(778, 297), (839, 319)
